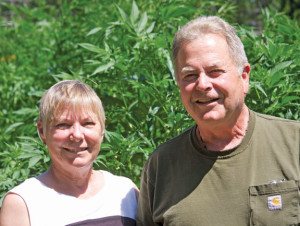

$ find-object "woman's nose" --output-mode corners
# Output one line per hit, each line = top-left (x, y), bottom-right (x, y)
(70, 124), (83, 142)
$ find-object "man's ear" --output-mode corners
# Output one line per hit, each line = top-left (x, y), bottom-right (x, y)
(37, 120), (46, 144)
(242, 63), (250, 95)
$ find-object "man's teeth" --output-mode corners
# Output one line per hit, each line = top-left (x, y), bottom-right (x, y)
(197, 98), (217, 103)
(64, 148), (87, 152)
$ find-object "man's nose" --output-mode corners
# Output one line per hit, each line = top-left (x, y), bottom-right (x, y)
(196, 73), (212, 91)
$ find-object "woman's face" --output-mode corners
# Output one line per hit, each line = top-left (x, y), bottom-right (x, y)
(38, 107), (103, 171)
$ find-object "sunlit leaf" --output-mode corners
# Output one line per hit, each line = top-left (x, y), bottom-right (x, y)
(146, 22), (155, 34)
(137, 12), (147, 33)
(130, 0), (139, 24)
(5, 122), (24, 133)
(116, 5), (129, 24)
(270, 61), (293, 76)
(86, 27), (102, 36)
(28, 156), (42, 168)
(78, 43), (107, 55)
(92, 61), (114, 75)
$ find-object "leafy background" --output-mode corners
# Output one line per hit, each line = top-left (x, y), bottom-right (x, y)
(0, 0), (299, 205)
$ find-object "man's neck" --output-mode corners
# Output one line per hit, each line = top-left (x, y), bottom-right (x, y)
(197, 106), (250, 151)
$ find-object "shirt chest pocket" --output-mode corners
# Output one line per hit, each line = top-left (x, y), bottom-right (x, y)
(249, 180), (299, 226)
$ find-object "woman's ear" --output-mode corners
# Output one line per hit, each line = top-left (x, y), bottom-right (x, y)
(37, 120), (46, 144)
(100, 130), (105, 143)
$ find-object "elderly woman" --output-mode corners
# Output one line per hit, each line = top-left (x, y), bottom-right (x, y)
(0, 80), (138, 226)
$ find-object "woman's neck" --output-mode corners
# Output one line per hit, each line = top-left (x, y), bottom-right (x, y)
(37, 166), (104, 199)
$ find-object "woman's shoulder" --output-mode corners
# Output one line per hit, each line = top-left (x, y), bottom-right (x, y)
(100, 170), (135, 188)
(9, 177), (42, 195)
(97, 170), (138, 202)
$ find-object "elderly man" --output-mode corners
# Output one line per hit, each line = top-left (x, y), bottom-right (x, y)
(136, 16), (300, 225)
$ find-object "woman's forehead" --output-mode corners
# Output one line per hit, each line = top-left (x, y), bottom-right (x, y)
(54, 105), (98, 120)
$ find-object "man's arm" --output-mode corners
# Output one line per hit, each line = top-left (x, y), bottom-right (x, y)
(0, 193), (30, 226)
(136, 163), (157, 226)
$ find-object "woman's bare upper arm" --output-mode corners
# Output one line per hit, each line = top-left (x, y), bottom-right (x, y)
(0, 193), (30, 226)
(134, 183), (140, 201)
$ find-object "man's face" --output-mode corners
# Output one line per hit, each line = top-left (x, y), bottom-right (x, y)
(177, 34), (249, 127)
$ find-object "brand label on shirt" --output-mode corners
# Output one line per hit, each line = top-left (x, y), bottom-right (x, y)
(268, 195), (282, 210)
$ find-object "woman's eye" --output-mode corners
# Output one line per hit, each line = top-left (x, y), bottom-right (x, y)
(56, 123), (70, 129)
(83, 122), (95, 127)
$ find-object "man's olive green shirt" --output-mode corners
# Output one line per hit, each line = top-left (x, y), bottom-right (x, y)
(137, 110), (300, 225)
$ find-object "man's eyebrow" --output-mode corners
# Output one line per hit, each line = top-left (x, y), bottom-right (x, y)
(180, 66), (197, 76)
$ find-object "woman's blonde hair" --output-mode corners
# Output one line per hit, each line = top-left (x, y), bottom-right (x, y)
(39, 80), (105, 133)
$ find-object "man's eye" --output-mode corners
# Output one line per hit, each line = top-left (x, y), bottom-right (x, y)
(209, 69), (224, 75)
(183, 74), (198, 81)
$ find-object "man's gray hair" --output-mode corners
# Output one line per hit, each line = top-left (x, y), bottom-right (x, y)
(172, 16), (248, 82)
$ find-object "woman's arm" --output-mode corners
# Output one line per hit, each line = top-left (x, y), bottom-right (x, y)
(0, 193), (30, 226)
(134, 183), (140, 201)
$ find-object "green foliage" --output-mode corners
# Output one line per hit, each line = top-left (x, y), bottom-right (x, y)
(241, 9), (300, 120)
(0, 0), (299, 206)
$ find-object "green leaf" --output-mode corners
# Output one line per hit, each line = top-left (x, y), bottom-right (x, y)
(28, 156), (42, 168)
(86, 27), (102, 36)
(105, 131), (125, 143)
(268, 72), (285, 87)
(250, 81), (268, 97)
(78, 43), (107, 55)
(92, 61), (115, 75)
(116, 5), (129, 24)
(128, 100), (138, 111)
(5, 122), (24, 133)
(137, 12), (147, 33)
(18, 136), (41, 144)
(130, 0), (139, 24)
(14, 108), (37, 115)
(281, 96), (300, 105)
(18, 152), (38, 158)
(270, 61), (293, 76)
(264, 99), (279, 114)
(277, 23), (295, 35)
(52, 73), (74, 81)
(146, 22), (155, 34)
(12, 170), (20, 180)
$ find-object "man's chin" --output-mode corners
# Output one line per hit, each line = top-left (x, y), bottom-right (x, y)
(194, 111), (226, 123)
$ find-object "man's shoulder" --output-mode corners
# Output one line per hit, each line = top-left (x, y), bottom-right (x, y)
(254, 111), (300, 128)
